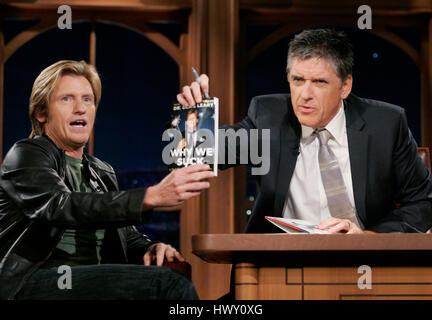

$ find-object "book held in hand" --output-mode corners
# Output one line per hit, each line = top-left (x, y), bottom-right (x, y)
(163, 97), (219, 176)
(265, 216), (329, 234)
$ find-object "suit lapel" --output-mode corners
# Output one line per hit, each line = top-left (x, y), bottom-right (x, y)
(345, 96), (368, 227)
(273, 109), (301, 217)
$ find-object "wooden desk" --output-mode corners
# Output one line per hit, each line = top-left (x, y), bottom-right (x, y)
(192, 233), (432, 300)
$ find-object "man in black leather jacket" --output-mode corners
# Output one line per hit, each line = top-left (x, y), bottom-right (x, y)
(0, 60), (214, 300)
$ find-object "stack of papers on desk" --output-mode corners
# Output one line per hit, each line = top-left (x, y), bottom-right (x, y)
(265, 216), (329, 234)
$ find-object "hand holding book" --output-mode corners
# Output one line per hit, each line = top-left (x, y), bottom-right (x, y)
(177, 68), (210, 107)
(167, 68), (218, 175)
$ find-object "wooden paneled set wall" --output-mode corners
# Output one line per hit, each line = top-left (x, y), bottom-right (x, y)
(1, 0), (432, 299)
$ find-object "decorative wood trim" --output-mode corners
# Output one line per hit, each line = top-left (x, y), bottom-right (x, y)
(239, 0), (432, 11)
(235, 14), (248, 234)
(3, 18), (57, 63)
(0, 27), (4, 163)
(373, 28), (420, 66)
(88, 20), (96, 156)
(200, 0), (239, 300)
(2, 18), (183, 158)
(235, 262), (258, 299)
(3, 19), (182, 70)
(115, 19), (184, 65)
(178, 0), (207, 299)
(248, 24), (303, 64)
(247, 24), (420, 67)
(0, 8), (189, 24)
(241, 7), (428, 27)
(1, 0), (193, 11)
(421, 17), (432, 147)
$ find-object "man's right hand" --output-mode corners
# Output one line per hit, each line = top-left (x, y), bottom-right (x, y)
(176, 74), (209, 107)
(142, 164), (214, 210)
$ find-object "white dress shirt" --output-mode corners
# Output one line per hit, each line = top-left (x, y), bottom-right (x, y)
(282, 101), (356, 225)
(186, 129), (198, 147)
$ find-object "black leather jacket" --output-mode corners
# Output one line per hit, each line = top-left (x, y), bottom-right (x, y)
(0, 135), (155, 299)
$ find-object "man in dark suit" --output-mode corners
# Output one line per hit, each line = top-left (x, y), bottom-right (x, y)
(177, 109), (206, 154)
(177, 28), (432, 234)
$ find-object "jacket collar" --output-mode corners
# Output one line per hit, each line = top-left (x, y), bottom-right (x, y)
(273, 98), (301, 217)
(344, 94), (368, 227)
(37, 135), (108, 193)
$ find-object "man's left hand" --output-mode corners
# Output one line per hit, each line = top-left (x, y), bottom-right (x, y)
(317, 217), (363, 234)
(143, 243), (185, 266)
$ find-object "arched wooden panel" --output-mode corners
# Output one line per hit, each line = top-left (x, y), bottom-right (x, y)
(3, 18), (58, 63)
(0, 29), (4, 162)
(373, 28), (419, 66)
(3, 19), (183, 66)
(247, 23), (308, 64)
(94, 19), (184, 65)
(247, 24), (420, 67)
(2, 17), (185, 157)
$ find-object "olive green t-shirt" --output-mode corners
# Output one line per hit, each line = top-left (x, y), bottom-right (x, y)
(41, 155), (105, 268)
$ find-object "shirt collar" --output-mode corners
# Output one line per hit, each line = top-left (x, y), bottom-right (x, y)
(301, 100), (345, 144)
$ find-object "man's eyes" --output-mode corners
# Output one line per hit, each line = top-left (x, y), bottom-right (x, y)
(291, 77), (328, 86)
(313, 79), (328, 84)
(60, 96), (93, 102)
(292, 77), (304, 82)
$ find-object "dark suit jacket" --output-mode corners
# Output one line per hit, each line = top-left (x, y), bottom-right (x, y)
(221, 93), (432, 233)
(180, 130), (206, 151)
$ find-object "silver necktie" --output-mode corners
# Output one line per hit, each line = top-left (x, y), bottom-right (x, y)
(315, 128), (360, 226)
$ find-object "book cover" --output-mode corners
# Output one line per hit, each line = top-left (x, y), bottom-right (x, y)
(164, 97), (218, 176)
(265, 216), (329, 234)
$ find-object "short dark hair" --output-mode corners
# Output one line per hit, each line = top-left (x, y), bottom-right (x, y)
(186, 109), (198, 120)
(286, 29), (353, 82)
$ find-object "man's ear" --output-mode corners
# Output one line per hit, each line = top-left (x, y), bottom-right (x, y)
(340, 75), (353, 99)
(35, 109), (47, 124)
